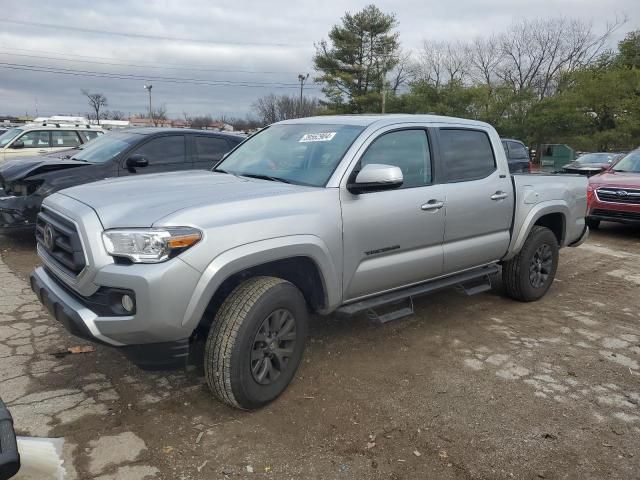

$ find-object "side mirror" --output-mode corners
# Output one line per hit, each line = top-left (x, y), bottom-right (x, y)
(347, 164), (403, 194)
(10, 140), (24, 149)
(126, 154), (149, 170)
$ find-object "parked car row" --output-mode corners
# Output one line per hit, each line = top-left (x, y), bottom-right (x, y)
(0, 128), (243, 232)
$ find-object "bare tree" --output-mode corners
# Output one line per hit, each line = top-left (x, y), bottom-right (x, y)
(252, 94), (319, 125)
(416, 41), (469, 87)
(469, 35), (503, 90)
(81, 90), (107, 125)
(498, 17), (625, 98)
(150, 104), (167, 126)
(389, 50), (414, 93)
(102, 110), (126, 120)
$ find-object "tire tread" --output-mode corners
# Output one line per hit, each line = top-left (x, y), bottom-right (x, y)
(205, 276), (287, 409)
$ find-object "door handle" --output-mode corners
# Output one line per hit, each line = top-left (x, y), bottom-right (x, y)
(491, 191), (508, 201)
(421, 200), (444, 211)
(38, 149), (48, 154)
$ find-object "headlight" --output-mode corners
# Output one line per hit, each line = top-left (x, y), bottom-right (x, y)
(102, 227), (202, 263)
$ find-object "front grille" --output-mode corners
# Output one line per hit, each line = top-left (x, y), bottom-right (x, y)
(596, 188), (640, 205)
(36, 208), (86, 276)
(592, 209), (640, 221)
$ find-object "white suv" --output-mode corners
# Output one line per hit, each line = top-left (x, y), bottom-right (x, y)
(0, 123), (105, 162)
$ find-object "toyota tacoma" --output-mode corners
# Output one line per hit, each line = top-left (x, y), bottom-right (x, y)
(30, 115), (589, 410)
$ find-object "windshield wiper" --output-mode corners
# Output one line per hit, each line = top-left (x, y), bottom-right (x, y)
(239, 173), (292, 184)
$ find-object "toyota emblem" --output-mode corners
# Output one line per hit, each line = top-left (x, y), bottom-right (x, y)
(617, 190), (628, 198)
(43, 223), (56, 250)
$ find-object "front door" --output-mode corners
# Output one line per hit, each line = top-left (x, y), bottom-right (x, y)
(119, 135), (190, 176)
(341, 128), (445, 301)
(5, 130), (52, 159)
(438, 128), (513, 273)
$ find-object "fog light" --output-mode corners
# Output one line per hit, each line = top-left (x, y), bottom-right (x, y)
(121, 294), (135, 313)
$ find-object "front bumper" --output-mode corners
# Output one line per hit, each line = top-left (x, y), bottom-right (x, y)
(588, 202), (640, 225)
(30, 266), (195, 370)
(0, 195), (37, 234)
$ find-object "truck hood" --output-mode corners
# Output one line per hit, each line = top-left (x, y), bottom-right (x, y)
(589, 170), (640, 188)
(58, 170), (313, 228)
(0, 157), (89, 183)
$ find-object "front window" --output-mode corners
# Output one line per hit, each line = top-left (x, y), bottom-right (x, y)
(71, 132), (141, 163)
(215, 123), (365, 186)
(577, 153), (617, 164)
(612, 151), (640, 173)
(0, 128), (22, 147)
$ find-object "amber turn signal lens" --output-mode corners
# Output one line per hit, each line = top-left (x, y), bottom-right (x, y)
(167, 233), (201, 249)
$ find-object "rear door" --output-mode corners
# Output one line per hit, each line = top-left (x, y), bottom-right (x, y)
(438, 128), (513, 273)
(119, 134), (190, 176)
(192, 135), (234, 170)
(340, 127), (445, 301)
(51, 130), (82, 154)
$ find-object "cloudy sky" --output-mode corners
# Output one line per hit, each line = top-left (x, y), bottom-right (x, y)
(0, 0), (638, 120)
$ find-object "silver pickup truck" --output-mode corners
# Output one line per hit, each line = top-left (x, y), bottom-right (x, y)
(30, 115), (588, 410)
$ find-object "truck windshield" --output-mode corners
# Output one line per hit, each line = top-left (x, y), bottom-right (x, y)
(0, 128), (22, 147)
(71, 132), (141, 163)
(216, 123), (365, 186)
(612, 151), (640, 173)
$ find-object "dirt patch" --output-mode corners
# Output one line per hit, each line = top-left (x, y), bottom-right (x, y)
(1, 222), (639, 479)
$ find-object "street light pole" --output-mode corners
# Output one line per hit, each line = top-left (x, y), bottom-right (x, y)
(297, 74), (309, 118)
(144, 84), (153, 124)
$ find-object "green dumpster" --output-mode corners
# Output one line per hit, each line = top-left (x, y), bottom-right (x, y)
(539, 144), (575, 172)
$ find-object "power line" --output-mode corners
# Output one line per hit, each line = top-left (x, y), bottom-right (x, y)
(0, 19), (303, 48)
(0, 50), (302, 75)
(0, 61), (322, 90)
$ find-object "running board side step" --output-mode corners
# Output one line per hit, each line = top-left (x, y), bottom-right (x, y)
(336, 265), (499, 321)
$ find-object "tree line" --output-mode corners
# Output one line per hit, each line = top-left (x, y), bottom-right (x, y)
(301, 5), (639, 151)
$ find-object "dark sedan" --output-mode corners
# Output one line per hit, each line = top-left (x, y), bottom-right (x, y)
(562, 152), (625, 176)
(0, 128), (244, 233)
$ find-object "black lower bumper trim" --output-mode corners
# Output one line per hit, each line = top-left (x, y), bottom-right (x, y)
(121, 339), (191, 371)
(29, 270), (98, 344)
(0, 399), (20, 480)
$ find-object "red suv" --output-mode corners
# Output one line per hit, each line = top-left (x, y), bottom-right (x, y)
(587, 149), (640, 228)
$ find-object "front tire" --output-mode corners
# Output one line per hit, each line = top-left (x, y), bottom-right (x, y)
(502, 226), (559, 302)
(205, 276), (308, 410)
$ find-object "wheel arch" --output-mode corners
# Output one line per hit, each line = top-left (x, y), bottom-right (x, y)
(181, 235), (341, 332)
(505, 201), (569, 261)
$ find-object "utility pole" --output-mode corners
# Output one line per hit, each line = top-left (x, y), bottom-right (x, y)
(297, 74), (309, 118)
(144, 83), (153, 124)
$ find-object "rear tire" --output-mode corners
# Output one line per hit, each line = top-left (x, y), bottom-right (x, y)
(204, 276), (308, 410)
(502, 226), (559, 302)
(586, 217), (600, 229)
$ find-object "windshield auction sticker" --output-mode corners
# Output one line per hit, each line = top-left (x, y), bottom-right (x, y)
(299, 132), (337, 142)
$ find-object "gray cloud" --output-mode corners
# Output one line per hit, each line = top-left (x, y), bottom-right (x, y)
(0, 0), (638, 119)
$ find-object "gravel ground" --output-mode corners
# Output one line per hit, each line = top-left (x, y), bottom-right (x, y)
(0, 223), (638, 480)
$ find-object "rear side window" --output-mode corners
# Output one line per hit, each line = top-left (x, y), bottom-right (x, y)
(52, 130), (81, 147)
(439, 129), (496, 182)
(507, 141), (528, 159)
(79, 130), (102, 142)
(18, 131), (51, 148)
(131, 135), (186, 165)
(194, 136), (231, 163)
